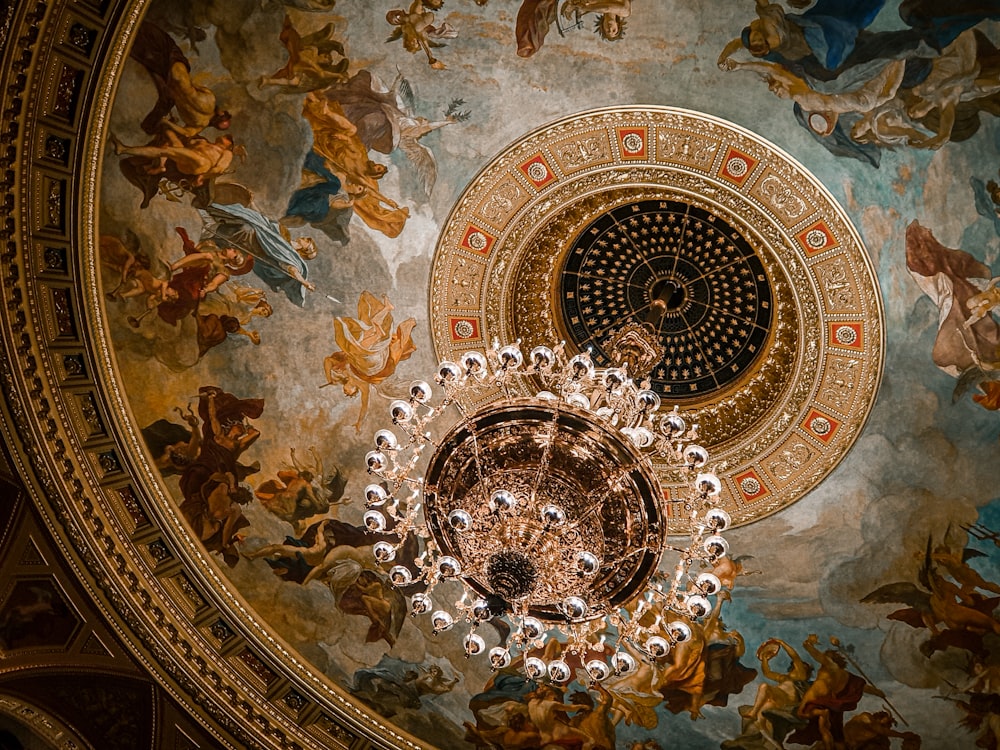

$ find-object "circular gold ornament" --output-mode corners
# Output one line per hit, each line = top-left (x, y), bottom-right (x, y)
(428, 107), (884, 527)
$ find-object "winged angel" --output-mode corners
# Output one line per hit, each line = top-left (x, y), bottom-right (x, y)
(862, 538), (1000, 656)
(326, 69), (469, 197)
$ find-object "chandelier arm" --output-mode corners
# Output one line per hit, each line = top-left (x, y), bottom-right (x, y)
(528, 407), (561, 506)
(466, 426), (490, 501)
(560, 495), (608, 532)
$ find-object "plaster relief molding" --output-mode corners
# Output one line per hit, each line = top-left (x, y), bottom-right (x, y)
(0, 1), (409, 748)
(0, 694), (94, 750)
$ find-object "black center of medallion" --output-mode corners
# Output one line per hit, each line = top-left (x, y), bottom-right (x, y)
(559, 199), (773, 398)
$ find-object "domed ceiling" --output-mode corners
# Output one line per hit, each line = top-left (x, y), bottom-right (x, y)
(4, 1), (1000, 748)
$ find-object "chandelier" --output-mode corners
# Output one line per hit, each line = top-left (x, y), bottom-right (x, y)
(362, 334), (732, 683)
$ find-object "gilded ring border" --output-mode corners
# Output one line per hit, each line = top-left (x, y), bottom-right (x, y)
(428, 107), (884, 528)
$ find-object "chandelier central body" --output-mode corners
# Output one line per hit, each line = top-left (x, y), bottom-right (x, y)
(423, 401), (664, 621)
(362, 339), (733, 681)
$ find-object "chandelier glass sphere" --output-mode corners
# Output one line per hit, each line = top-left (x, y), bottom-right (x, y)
(363, 338), (733, 683)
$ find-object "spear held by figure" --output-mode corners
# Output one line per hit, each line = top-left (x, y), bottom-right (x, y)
(828, 636), (908, 727)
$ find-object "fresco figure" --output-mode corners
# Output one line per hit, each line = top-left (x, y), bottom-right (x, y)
(141, 404), (202, 475)
(726, 637), (814, 750)
(718, 0), (899, 82)
(298, 93), (410, 239)
(247, 515), (409, 646)
(100, 233), (178, 311)
(863, 537), (1000, 658)
(322, 291), (417, 432)
(931, 542), (1000, 598)
(722, 4), (1000, 161)
(720, 56), (905, 121)
(168, 227), (252, 302)
(719, 0), (1000, 84)
(199, 202), (317, 306)
(111, 130), (241, 190)
(789, 634), (885, 750)
(102, 227), (277, 364)
(150, 226), (280, 361)
(178, 386), (263, 566)
(282, 149), (353, 242)
(842, 710), (921, 749)
(906, 220), (1000, 412)
(330, 566), (406, 647)
(196, 284), (274, 352)
(385, 0), (457, 70)
(561, 0), (632, 42)
(259, 15), (349, 91)
(972, 172), (1000, 235)
(661, 592), (757, 720)
(950, 692), (1000, 750)
(314, 70), (470, 197)
(255, 448), (348, 533)
(850, 29), (1000, 151)
(965, 278), (1000, 330)
(128, 20), (232, 137)
(465, 672), (540, 748)
(245, 517), (338, 583)
(352, 656), (459, 718)
(515, 0), (560, 57)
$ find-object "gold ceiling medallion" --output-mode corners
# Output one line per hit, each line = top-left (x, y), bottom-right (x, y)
(429, 107), (884, 526)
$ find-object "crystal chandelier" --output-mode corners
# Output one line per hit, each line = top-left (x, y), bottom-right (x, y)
(362, 337), (732, 683)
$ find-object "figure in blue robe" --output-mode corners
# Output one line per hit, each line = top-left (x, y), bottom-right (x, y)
(722, 0), (1000, 83)
(201, 202), (315, 307)
(282, 149), (354, 244)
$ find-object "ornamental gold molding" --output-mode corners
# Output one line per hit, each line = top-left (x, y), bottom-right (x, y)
(0, 1), (412, 748)
(429, 107), (884, 526)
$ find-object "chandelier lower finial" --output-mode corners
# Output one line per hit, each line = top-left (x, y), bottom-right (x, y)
(486, 551), (538, 602)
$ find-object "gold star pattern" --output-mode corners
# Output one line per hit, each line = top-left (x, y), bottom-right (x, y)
(559, 199), (773, 397)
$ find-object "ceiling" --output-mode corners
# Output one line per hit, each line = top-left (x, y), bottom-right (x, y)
(3, 0), (1000, 748)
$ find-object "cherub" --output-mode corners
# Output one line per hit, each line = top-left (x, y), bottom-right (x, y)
(385, 0), (457, 70)
(561, 0), (631, 41)
(100, 234), (179, 309)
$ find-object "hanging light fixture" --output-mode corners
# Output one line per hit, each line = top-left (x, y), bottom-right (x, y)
(363, 336), (732, 683)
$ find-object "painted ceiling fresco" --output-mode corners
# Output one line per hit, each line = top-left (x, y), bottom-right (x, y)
(93, 1), (1000, 748)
